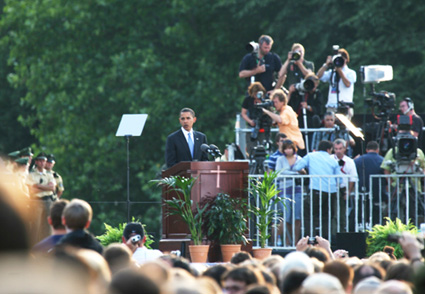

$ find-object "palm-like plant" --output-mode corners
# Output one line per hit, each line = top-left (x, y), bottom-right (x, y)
(249, 171), (285, 248)
(152, 176), (207, 245)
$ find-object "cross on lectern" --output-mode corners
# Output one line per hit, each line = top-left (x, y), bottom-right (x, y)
(210, 165), (227, 188)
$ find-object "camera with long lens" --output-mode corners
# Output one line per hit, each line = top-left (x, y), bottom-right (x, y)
(365, 91), (395, 119)
(328, 45), (344, 68)
(294, 77), (316, 94)
(291, 50), (301, 61)
(246, 41), (259, 53)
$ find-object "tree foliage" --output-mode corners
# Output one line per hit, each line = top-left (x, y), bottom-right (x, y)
(1, 0), (425, 237)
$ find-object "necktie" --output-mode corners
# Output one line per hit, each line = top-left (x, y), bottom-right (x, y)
(188, 133), (194, 158)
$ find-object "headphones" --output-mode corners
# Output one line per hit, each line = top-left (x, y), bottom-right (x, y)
(403, 97), (414, 114)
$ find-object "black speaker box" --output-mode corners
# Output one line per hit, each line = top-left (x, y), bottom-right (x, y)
(336, 232), (368, 259)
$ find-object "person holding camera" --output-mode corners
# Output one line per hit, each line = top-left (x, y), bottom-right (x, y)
(275, 43), (314, 90)
(122, 222), (163, 265)
(241, 82), (272, 156)
(317, 48), (357, 120)
(239, 35), (282, 93)
(262, 89), (305, 151)
(287, 73), (323, 153)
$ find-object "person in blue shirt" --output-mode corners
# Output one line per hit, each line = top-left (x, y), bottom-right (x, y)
(293, 140), (341, 238)
(267, 133), (287, 171)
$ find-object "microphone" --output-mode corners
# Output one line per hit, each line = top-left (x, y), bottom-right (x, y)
(201, 143), (211, 153)
(209, 144), (222, 157)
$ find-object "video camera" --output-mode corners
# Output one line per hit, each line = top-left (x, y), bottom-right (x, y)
(365, 91), (395, 119)
(389, 115), (420, 174)
(251, 91), (273, 141)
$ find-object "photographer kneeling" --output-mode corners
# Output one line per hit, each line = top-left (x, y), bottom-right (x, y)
(262, 89), (305, 153)
(241, 82), (273, 156)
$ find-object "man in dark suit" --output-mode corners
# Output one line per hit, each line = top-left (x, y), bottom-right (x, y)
(165, 108), (208, 168)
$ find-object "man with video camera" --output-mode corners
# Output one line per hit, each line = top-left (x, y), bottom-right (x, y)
(239, 35), (282, 93)
(241, 82), (274, 156)
(380, 115), (425, 224)
(317, 47), (357, 120)
(275, 43), (315, 90)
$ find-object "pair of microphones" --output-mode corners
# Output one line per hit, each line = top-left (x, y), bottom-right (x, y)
(201, 144), (222, 158)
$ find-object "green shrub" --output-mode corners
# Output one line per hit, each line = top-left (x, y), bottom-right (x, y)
(366, 217), (418, 259)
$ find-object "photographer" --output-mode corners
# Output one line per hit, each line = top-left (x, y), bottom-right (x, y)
(288, 73), (323, 152)
(241, 82), (272, 155)
(317, 48), (357, 120)
(239, 35), (282, 93)
(276, 43), (314, 90)
(262, 89), (305, 152)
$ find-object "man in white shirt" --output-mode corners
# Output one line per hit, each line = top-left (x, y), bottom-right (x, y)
(317, 48), (357, 119)
(332, 139), (358, 232)
(122, 222), (163, 265)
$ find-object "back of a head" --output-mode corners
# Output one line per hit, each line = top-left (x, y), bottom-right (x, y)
(50, 199), (69, 230)
(375, 280), (413, 294)
(366, 140), (379, 151)
(323, 260), (354, 290)
(353, 264), (384, 289)
(352, 276), (382, 294)
(109, 268), (160, 294)
(385, 261), (414, 283)
(280, 251), (314, 281)
(231, 251), (252, 265)
(318, 140), (333, 152)
(304, 247), (330, 263)
(281, 269), (309, 294)
(103, 243), (133, 275)
(203, 264), (231, 287)
(63, 199), (93, 230)
(222, 266), (259, 286)
(245, 284), (272, 294)
(301, 273), (345, 294)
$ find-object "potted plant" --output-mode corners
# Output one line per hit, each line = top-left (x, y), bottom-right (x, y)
(248, 170), (285, 259)
(366, 217), (418, 259)
(204, 193), (248, 262)
(152, 176), (209, 262)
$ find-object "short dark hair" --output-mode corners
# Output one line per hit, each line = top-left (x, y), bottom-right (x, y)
(62, 199), (92, 230)
(258, 35), (273, 46)
(366, 141), (379, 151)
(50, 199), (69, 230)
(180, 107), (195, 117)
(275, 133), (287, 143)
(222, 267), (258, 285)
(318, 140), (333, 152)
(230, 251), (252, 264)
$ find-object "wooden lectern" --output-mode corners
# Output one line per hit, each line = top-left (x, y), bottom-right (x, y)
(159, 161), (249, 260)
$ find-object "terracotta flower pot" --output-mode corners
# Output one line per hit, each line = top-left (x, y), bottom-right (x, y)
(252, 248), (272, 260)
(220, 244), (241, 262)
(189, 245), (209, 263)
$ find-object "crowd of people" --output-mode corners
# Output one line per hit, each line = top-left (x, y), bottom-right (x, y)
(1, 176), (425, 294)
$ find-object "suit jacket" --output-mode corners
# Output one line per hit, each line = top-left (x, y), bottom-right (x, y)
(165, 129), (208, 168)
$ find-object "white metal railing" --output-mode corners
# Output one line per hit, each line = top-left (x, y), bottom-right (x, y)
(248, 173), (425, 249)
